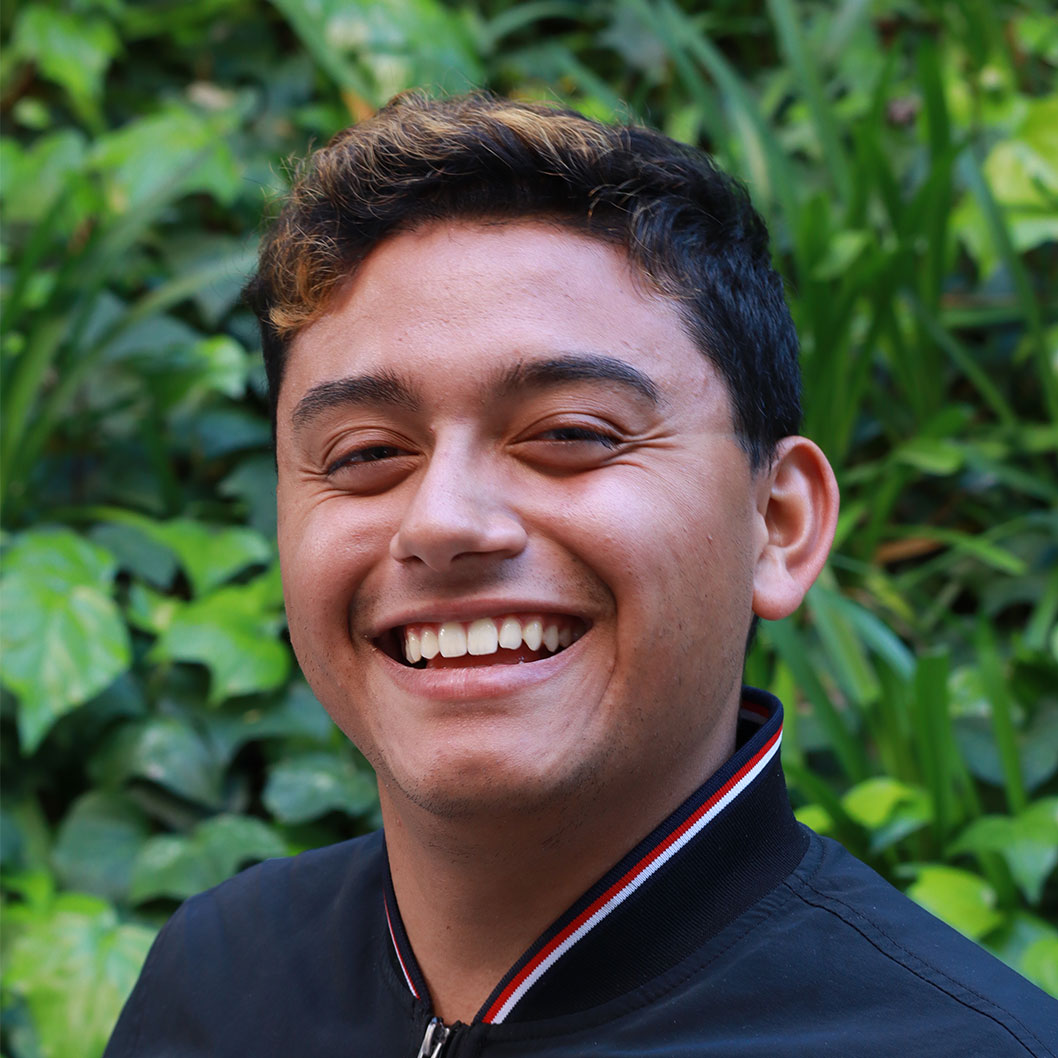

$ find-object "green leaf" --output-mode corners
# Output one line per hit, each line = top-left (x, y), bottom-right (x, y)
(51, 792), (150, 904)
(203, 681), (335, 761)
(1022, 938), (1058, 998)
(13, 5), (120, 122)
(100, 513), (272, 596)
(90, 522), (178, 589)
(91, 104), (241, 212)
(842, 777), (928, 830)
(906, 865), (1004, 941)
(3, 892), (155, 1058)
(219, 455), (279, 537)
(0, 529), (131, 752)
(894, 437), (966, 476)
(810, 229), (872, 281)
(151, 577), (289, 704)
(952, 800), (1058, 905)
(0, 129), (88, 225)
(842, 776), (931, 853)
(794, 803), (834, 835)
(129, 815), (287, 903)
(90, 718), (227, 808)
(264, 752), (379, 824)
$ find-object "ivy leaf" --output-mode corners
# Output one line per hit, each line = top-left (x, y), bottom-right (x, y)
(129, 815), (287, 903)
(204, 681), (335, 761)
(90, 717), (227, 808)
(0, 529), (131, 752)
(3, 890), (155, 1058)
(951, 800), (1058, 905)
(150, 575), (289, 704)
(264, 752), (379, 824)
(906, 865), (1004, 941)
(101, 513), (273, 596)
(52, 792), (150, 903)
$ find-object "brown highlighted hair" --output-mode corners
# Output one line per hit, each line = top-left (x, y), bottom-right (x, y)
(244, 91), (801, 468)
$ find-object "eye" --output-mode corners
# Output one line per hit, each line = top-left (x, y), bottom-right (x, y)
(326, 444), (408, 474)
(323, 439), (418, 494)
(512, 419), (626, 471)
(536, 426), (620, 449)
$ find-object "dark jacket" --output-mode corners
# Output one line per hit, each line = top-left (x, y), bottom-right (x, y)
(105, 690), (1058, 1057)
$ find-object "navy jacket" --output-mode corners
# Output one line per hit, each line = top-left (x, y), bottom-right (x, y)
(105, 691), (1057, 1056)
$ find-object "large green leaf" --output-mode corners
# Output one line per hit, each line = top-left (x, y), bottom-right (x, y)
(51, 792), (150, 904)
(951, 800), (1058, 906)
(12, 5), (120, 123)
(203, 681), (335, 762)
(0, 129), (88, 226)
(150, 573), (290, 704)
(99, 513), (273, 596)
(129, 815), (287, 903)
(0, 529), (131, 752)
(1022, 938), (1058, 998)
(89, 718), (227, 808)
(264, 752), (379, 824)
(3, 889), (155, 1058)
(91, 104), (243, 212)
(906, 865), (1004, 941)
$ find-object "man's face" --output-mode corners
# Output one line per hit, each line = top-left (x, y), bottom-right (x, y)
(275, 221), (773, 822)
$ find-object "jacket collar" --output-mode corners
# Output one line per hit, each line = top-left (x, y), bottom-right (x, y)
(384, 687), (806, 1025)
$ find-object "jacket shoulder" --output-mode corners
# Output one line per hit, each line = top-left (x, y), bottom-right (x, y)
(781, 830), (1058, 1056)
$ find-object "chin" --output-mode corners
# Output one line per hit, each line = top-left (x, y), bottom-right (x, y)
(378, 737), (606, 823)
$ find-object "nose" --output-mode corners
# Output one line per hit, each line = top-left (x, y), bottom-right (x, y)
(389, 441), (528, 571)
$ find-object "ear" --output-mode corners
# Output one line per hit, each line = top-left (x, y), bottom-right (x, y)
(751, 436), (839, 621)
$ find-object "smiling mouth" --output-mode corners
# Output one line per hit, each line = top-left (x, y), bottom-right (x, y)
(376, 614), (589, 669)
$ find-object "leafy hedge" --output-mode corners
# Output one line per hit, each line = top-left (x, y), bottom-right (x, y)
(2, 1), (1056, 1054)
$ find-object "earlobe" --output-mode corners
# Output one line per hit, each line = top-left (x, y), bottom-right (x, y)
(751, 436), (839, 621)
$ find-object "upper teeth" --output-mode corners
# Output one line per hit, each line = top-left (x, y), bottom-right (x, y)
(402, 615), (582, 663)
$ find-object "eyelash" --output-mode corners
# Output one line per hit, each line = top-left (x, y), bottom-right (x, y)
(322, 421), (623, 481)
(538, 426), (620, 449)
(326, 444), (408, 475)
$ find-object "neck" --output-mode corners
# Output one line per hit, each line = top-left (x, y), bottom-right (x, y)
(381, 736), (735, 1024)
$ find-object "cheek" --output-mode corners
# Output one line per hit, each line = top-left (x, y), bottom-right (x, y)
(278, 497), (388, 637)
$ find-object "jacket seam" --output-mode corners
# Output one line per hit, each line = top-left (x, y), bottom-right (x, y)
(785, 874), (1055, 1058)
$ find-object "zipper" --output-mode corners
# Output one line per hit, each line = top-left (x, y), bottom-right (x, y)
(415, 1016), (450, 1058)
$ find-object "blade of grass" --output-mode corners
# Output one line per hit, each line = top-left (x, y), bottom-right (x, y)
(766, 0), (852, 206)
(1024, 566), (1058, 654)
(906, 293), (1017, 428)
(268, 0), (377, 105)
(806, 581), (881, 707)
(909, 649), (959, 844)
(650, 0), (800, 228)
(958, 148), (1058, 424)
(762, 616), (870, 781)
(975, 619), (1028, 815)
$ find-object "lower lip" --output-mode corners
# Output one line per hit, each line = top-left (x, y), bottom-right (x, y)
(375, 635), (587, 701)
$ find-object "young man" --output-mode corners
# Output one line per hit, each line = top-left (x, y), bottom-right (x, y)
(106, 93), (1056, 1056)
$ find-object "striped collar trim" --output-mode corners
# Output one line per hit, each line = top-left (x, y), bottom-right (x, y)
(384, 689), (790, 1025)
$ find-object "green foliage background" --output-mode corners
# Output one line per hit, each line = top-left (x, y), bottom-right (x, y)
(2, 0), (1056, 1052)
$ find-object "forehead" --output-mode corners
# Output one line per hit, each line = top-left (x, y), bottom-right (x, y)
(278, 220), (721, 418)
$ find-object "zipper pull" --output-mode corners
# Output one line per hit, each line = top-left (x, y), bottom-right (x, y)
(415, 1017), (450, 1058)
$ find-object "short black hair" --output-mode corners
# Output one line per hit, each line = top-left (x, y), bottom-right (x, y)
(244, 91), (801, 469)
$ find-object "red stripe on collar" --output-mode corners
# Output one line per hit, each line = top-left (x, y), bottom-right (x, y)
(384, 894), (420, 999)
(482, 713), (781, 1023)
(384, 696), (781, 1023)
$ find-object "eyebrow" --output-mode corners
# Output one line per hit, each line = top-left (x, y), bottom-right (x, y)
(291, 371), (420, 430)
(496, 354), (661, 405)
(290, 352), (662, 433)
